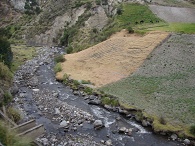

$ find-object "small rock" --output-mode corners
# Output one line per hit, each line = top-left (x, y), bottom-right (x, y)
(32, 89), (40, 92)
(184, 139), (190, 145)
(53, 92), (59, 98)
(89, 95), (96, 100)
(119, 127), (127, 133)
(93, 120), (104, 129)
(88, 99), (101, 105)
(10, 85), (19, 95)
(127, 128), (133, 136)
(60, 120), (68, 127)
(116, 116), (121, 121)
(54, 108), (60, 114)
(41, 138), (49, 146)
(105, 139), (112, 146)
(104, 105), (112, 110)
(171, 134), (178, 141)
(142, 120), (148, 127)
(100, 140), (105, 144)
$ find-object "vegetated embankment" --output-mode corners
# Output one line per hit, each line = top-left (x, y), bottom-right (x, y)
(100, 34), (195, 137)
(56, 30), (170, 87)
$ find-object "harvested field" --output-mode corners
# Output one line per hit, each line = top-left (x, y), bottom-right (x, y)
(57, 30), (170, 87)
(149, 5), (195, 23)
(101, 34), (195, 127)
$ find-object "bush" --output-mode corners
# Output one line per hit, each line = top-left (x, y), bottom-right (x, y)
(54, 54), (65, 63)
(62, 73), (69, 84)
(66, 46), (73, 54)
(0, 37), (13, 68)
(7, 107), (21, 123)
(0, 121), (31, 146)
(3, 92), (13, 105)
(81, 80), (91, 84)
(101, 97), (111, 105)
(54, 63), (62, 73)
(127, 26), (134, 34)
(95, 0), (101, 5)
(101, 97), (119, 106)
(83, 87), (93, 95)
(117, 7), (123, 15)
(190, 125), (195, 136)
(0, 62), (13, 81)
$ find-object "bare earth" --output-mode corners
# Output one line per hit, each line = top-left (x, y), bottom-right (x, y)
(149, 5), (195, 23)
(57, 30), (170, 87)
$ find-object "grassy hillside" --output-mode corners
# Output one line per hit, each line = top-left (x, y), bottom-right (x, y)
(100, 34), (195, 136)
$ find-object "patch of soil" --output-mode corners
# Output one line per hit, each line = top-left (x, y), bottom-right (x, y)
(149, 5), (195, 23)
(56, 30), (170, 87)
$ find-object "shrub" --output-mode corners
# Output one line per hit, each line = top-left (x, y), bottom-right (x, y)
(7, 107), (21, 123)
(62, 75), (69, 84)
(3, 92), (13, 105)
(72, 80), (80, 86)
(127, 26), (134, 34)
(110, 98), (119, 106)
(159, 116), (166, 125)
(54, 63), (62, 73)
(54, 54), (65, 63)
(66, 46), (73, 54)
(83, 87), (93, 95)
(0, 121), (31, 146)
(95, 0), (101, 5)
(0, 37), (13, 68)
(101, 97), (111, 105)
(81, 80), (91, 84)
(190, 125), (195, 136)
(0, 62), (13, 81)
(117, 7), (123, 15)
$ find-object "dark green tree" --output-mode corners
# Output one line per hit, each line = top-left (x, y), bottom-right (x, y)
(0, 37), (13, 68)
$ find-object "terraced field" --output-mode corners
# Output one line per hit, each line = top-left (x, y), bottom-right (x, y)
(57, 30), (169, 87)
(100, 34), (195, 129)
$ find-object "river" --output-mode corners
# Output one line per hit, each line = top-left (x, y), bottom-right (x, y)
(13, 47), (181, 146)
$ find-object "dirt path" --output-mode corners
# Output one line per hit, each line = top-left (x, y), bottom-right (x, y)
(149, 5), (195, 23)
(57, 30), (170, 87)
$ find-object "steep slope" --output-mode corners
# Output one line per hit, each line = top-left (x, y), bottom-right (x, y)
(56, 30), (170, 87)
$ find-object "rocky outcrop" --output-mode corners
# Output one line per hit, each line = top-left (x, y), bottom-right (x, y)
(10, 0), (25, 11)
(27, 6), (86, 46)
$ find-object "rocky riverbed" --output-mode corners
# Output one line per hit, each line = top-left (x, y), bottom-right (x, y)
(12, 47), (183, 146)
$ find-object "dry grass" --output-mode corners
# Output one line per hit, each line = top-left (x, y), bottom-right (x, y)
(57, 30), (169, 87)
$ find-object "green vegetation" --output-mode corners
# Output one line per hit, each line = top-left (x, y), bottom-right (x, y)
(117, 3), (162, 27)
(11, 45), (36, 72)
(83, 87), (93, 95)
(0, 121), (32, 146)
(190, 125), (195, 136)
(146, 23), (195, 34)
(101, 96), (119, 106)
(0, 37), (13, 68)
(7, 107), (21, 123)
(100, 34), (195, 137)
(54, 63), (62, 73)
(60, 3), (163, 53)
(81, 80), (91, 84)
(54, 54), (66, 63)
(24, 0), (41, 15)
(0, 62), (13, 82)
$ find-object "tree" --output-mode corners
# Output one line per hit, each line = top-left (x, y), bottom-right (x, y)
(0, 37), (13, 68)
